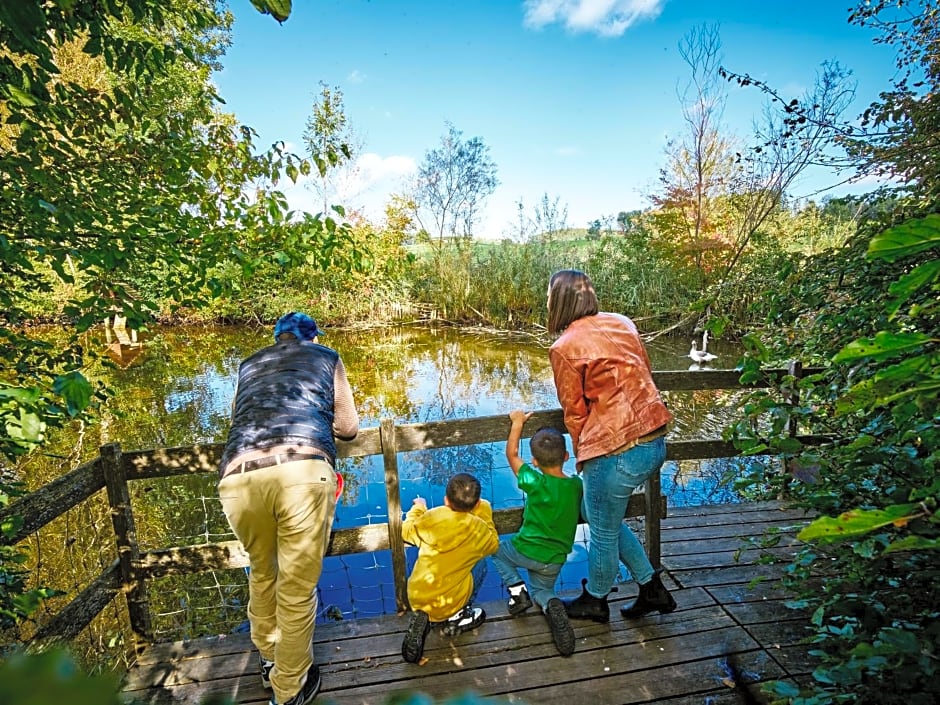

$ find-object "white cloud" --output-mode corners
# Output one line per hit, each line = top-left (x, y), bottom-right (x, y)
(523, 0), (665, 37)
(274, 153), (417, 221)
(355, 153), (417, 184)
(347, 69), (365, 84)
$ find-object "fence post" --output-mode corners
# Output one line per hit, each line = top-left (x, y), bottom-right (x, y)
(644, 468), (663, 569)
(100, 442), (152, 648)
(380, 419), (409, 613)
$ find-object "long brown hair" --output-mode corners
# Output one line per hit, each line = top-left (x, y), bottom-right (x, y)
(547, 269), (599, 334)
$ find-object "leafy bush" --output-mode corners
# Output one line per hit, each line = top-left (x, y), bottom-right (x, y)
(729, 214), (939, 704)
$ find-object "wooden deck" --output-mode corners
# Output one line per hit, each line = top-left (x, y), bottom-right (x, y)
(121, 502), (816, 705)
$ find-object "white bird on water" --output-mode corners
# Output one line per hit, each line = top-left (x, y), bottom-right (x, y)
(688, 330), (718, 365)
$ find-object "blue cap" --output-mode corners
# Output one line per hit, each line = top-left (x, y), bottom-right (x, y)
(273, 312), (321, 342)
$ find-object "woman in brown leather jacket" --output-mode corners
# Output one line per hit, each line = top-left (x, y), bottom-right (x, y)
(546, 269), (677, 623)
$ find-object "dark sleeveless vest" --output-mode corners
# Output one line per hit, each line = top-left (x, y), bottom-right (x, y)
(220, 340), (339, 475)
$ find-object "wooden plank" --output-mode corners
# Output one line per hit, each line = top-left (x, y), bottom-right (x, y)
(664, 545), (801, 571)
(649, 649), (791, 704)
(328, 626), (765, 704)
(101, 443), (152, 644)
(0, 458), (104, 545)
(120, 429), (386, 482)
(769, 643), (817, 677)
(137, 521), (395, 578)
(137, 500), (656, 578)
(380, 418), (408, 613)
(662, 535), (802, 556)
(670, 564), (789, 588)
(745, 618), (813, 649)
(645, 468), (663, 567)
(664, 501), (811, 525)
(660, 519), (809, 544)
(513, 650), (788, 705)
(29, 560), (121, 646)
(705, 581), (798, 604)
(722, 599), (808, 627)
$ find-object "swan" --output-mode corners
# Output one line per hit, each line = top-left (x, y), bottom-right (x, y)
(688, 331), (718, 364)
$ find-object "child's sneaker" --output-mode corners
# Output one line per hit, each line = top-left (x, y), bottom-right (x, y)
(401, 610), (431, 663)
(441, 605), (486, 636)
(260, 655), (274, 689)
(545, 597), (576, 656)
(507, 583), (533, 616)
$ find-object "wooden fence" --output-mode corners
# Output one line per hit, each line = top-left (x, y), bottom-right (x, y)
(0, 366), (819, 655)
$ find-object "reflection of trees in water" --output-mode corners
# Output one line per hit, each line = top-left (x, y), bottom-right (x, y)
(403, 445), (496, 493)
(662, 388), (751, 438)
(661, 456), (776, 506)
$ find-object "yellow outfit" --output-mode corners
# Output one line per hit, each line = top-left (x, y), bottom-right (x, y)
(403, 500), (499, 622)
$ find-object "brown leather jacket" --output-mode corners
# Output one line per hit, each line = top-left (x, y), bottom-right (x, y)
(549, 312), (672, 463)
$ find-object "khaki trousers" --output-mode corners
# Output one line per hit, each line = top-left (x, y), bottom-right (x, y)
(219, 458), (336, 703)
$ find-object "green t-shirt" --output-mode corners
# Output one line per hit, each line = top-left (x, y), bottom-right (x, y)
(511, 463), (583, 564)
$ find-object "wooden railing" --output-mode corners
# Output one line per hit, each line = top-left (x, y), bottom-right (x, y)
(0, 366), (821, 653)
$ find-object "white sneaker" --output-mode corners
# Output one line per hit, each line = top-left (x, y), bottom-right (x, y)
(440, 605), (486, 636)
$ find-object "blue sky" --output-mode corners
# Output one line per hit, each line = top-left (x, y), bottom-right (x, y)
(214, 0), (898, 238)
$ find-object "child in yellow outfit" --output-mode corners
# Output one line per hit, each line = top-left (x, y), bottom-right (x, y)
(401, 472), (499, 663)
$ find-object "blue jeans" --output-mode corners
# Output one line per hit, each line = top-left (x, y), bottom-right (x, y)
(491, 538), (563, 609)
(468, 558), (487, 606)
(581, 436), (666, 598)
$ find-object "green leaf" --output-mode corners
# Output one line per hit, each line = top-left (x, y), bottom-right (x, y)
(0, 386), (41, 404)
(835, 354), (938, 414)
(250, 0), (292, 22)
(867, 214), (940, 262)
(9, 408), (44, 444)
(777, 436), (804, 454)
(0, 0), (46, 54)
(886, 259), (940, 316)
(798, 503), (926, 543)
(4, 83), (38, 107)
(52, 372), (93, 417)
(882, 535), (940, 553)
(832, 331), (932, 363)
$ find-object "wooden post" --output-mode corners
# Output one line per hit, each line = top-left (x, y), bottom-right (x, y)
(100, 443), (152, 647)
(380, 419), (409, 613)
(644, 468), (663, 569)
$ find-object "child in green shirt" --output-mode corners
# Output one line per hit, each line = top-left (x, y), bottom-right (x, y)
(493, 409), (583, 656)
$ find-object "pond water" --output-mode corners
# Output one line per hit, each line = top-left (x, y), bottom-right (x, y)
(43, 323), (764, 638)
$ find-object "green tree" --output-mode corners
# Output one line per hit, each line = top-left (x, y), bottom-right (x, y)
(0, 0), (356, 637)
(725, 4), (940, 702)
(532, 192), (569, 241)
(651, 24), (736, 281)
(414, 121), (498, 242)
(842, 1), (940, 206)
(302, 81), (357, 215)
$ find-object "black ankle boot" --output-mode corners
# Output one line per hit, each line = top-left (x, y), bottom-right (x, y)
(620, 570), (677, 618)
(562, 578), (609, 623)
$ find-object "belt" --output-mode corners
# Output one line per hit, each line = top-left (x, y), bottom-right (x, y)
(608, 425), (669, 457)
(234, 452), (330, 474)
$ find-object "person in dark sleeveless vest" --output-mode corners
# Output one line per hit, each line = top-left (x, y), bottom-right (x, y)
(218, 312), (359, 705)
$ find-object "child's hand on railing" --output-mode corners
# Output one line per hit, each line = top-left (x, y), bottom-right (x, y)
(508, 409), (532, 427)
(412, 496), (427, 510)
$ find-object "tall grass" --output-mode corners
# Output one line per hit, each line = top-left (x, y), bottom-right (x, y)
(408, 235), (696, 331)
